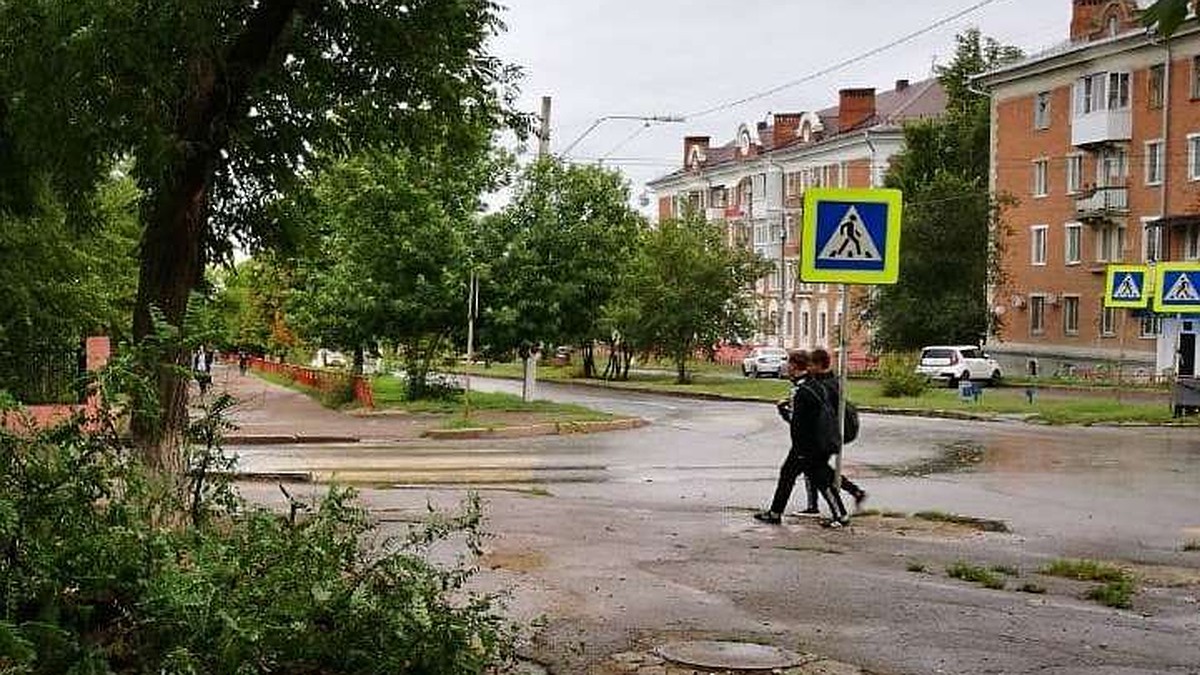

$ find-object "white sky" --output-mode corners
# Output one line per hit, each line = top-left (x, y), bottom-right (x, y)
(488, 0), (1074, 214)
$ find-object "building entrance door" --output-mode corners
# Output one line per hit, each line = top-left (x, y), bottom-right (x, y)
(1180, 332), (1196, 378)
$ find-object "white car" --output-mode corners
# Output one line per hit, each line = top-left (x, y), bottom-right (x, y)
(742, 346), (788, 378)
(916, 345), (1003, 386)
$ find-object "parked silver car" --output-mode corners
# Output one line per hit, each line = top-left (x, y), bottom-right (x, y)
(742, 346), (788, 378)
(916, 345), (1002, 386)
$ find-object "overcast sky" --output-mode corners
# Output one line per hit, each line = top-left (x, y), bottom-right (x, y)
(488, 0), (1074, 213)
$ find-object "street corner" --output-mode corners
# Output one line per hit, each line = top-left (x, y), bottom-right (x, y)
(421, 416), (648, 440)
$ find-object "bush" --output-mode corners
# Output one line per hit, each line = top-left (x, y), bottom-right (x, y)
(878, 353), (929, 397)
(0, 368), (516, 673)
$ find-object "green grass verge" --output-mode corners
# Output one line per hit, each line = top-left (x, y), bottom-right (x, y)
(369, 375), (613, 425)
(1040, 558), (1137, 608)
(459, 361), (1181, 425)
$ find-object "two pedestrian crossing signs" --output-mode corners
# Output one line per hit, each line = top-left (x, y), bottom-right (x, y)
(800, 188), (902, 284)
(1104, 265), (1149, 308)
(1153, 263), (1200, 313)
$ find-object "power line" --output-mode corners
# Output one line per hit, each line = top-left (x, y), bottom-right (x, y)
(684, 0), (1006, 120)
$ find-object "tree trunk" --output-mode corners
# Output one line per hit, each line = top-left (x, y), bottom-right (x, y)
(128, 0), (301, 475)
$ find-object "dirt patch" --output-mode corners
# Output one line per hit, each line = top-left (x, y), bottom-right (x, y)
(869, 440), (987, 477)
(481, 549), (548, 574)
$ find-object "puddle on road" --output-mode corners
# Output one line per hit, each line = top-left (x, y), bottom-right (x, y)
(870, 440), (987, 477)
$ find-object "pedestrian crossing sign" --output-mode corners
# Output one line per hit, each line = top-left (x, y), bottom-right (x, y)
(1104, 265), (1149, 308)
(1153, 263), (1200, 313)
(800, 188), (902, 284)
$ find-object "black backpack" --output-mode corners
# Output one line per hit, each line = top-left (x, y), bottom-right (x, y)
(802, 379), (860, 451)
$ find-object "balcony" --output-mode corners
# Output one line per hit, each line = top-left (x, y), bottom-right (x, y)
(1075, 185), (1128, 222)
(705, 207), (726, 221)
(1071, 108), (1131, 147)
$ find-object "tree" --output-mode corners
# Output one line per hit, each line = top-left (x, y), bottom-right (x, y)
(867, 29), (1021, 351)
(0, 0), (523, 472)
(605, 215), (771, 383)
(478, 158), (645, 376)
(1142, 0), (1191, 37)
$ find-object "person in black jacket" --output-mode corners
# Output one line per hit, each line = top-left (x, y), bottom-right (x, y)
(754, 350), (850, 526)
(810, 348), (868, 513)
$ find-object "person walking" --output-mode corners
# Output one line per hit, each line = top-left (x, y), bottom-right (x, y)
(775, 358), (820, 516)
(755, 350), (849, 526)
(809, 348), (868, 513)
(193, 345), (212, 396)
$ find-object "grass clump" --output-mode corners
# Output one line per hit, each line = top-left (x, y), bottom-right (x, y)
(946, 561), (1007, 589)
(1086, 579), (1136, 609)
(1018, 582), (1046, 594)
(1041, 558), (1137, 609)
(1182, 539), (1200, 552)
(990, 564), (1020, 576)
(906, 561), (928, 573)
(914, 510), (1010, 533)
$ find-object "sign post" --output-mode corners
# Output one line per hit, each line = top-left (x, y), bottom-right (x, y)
(1104, 265), (1151, 404)
(800, 187), (903, 518)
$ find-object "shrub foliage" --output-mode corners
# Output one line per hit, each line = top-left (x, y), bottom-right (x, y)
(0, 370), (515, 673)
(878, 353), (930, 398)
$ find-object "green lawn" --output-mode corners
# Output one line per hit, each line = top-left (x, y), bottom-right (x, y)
(460, 361), (1185, 425)
(369, 374), (614, 423)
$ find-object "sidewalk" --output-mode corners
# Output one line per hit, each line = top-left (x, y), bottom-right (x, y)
(200, 364), (431, 445)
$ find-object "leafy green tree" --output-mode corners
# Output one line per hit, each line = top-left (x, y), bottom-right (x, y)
(286, 149), (496, 396)
(1142, 0), (1191, 37)
(605, 215), (771, 383)
(0, 0), (523, 470)
(479, 158), (646, 377)
(868, 29), (1021, 350)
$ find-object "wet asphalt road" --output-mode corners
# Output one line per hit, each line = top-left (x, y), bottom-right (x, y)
(234, 378), (1200, 673)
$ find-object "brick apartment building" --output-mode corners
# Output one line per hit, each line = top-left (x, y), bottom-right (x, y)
(647, 79), (945, 352)
(977, 0), (1200, 379)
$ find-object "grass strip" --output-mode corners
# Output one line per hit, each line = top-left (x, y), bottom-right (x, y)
(946, 561), (1006, 589)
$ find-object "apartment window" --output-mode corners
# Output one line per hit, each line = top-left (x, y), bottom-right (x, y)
(1192, 55), (1200, 99)
(1140, 314), (1162, 338)
(1107, 72), (1130, 109)
(839, 161), (848, 188)
(1142, 217), (1163, 262)
(1034, 92), (1051, 129)
(818, 312), (827, 341)
(785, 311), (793, 337)
(1189, 134), (1200, 180)
(1101, 305), (1117, 337)
(1076, 73), (1105, 114)
(1099, 147), (1128, 186)
(1031, 225), (1048, 265)
(1145, 139), (1164, 185)
(709, 187), (728, 208)
(1149, 64), (1165, 109)
(1030, 295), (1046, 335)
(1065, 222), (1082, 264)
(801, 311), (810, 339)
(1032, 159), (1048, 196)
(1097, 224), (1126, 262)
(1063, 296), (1080, 336)
(1065, 154), (1084, 194)
(1187, 223), (1200, 259)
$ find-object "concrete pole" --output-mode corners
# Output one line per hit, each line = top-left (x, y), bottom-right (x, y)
(833, 284), (850, 503)
(538, 96), (552, 158)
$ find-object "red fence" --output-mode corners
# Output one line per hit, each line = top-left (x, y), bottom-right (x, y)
(250, 358), (374, 408)
(710, 344), (879, 375)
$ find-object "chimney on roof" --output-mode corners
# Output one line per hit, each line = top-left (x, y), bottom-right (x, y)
(838, 88), (876, 132)
(771, 113), (802, 148)
(683, 135), (710, 168)
(895, 79), (910, 92)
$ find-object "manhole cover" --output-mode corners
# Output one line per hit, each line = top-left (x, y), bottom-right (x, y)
(654, 640), (805, 670)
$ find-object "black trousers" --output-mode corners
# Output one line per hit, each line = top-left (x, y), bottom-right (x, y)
(770, 448), (847, 519)
(800, 459), (863, 510)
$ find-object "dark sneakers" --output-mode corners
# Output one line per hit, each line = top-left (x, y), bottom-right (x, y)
(753, 510), (782, 524)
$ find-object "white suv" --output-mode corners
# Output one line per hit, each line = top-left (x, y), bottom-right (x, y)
(916, 345), (1002, 386)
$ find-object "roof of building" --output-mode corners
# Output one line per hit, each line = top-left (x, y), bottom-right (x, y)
(649, 77), (945, 185)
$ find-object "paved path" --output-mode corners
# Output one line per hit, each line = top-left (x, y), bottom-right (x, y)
(204, 364), (430, 443)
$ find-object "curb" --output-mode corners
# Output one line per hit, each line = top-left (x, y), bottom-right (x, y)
(225, 434), (360, 446)
(421, 417), (648, 440)
(218, 470), (313, 483)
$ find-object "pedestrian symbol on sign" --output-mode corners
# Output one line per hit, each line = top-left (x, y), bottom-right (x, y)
(1112, 273), (1142, 300)
(1164, 272), (1200, 302)
(818, 205), (882, 262)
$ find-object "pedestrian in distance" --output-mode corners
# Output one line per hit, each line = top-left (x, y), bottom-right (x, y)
(193, 345), (213, 396)
(809, 347), (868, 514)
(755, 349), (850, 527)
(238, 349), (250, 376)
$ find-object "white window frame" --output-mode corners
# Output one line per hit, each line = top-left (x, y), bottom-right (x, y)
(1063, 295), (1080, 336)
(1034, 91), (1051, 129)
(1032, 158), (1049, 197)
(1029, 295), (1046, 335)
(1065, 153), (1084, 194)
(1189, 133), (1200, 181)
(1075, 74), (1106, 115)
(1031, 225), (1048, 265)
(1187, 223), (1200, 260)
(1101, 305), (1118, 337)
(1140, 314), (1162, 338)
(1107, 72), (1130, 109)
(1142, 216), (1163, 262)
(817, 311), (827, 341)
(1145, 139), (1164, 185)
(1096, 223), (1125, 262)
(1064, 222), (1082, 265)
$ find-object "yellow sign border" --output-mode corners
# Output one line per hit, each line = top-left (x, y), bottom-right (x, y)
(1104, 264), (1150, 308)
(1152, 262), (1200, 313)
(800, 188), (902, 284)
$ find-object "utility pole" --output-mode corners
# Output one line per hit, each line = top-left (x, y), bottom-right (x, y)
(538, 96), (552, 157)
(464, 270), (479, 418)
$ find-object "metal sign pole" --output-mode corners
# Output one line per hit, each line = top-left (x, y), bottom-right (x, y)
(465, 271), (478, 419)
(834, 283), (849, 495)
